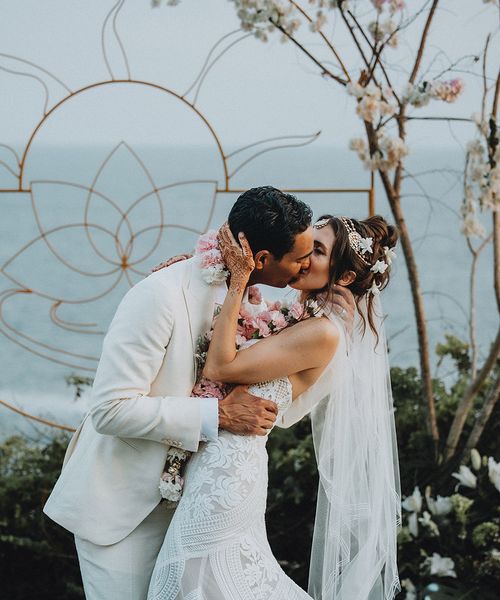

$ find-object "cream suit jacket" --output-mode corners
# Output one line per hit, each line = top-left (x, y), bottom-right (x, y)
(44, 257), (222, 546)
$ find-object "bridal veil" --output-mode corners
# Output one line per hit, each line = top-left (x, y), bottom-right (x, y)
(308, 295), (401, 600)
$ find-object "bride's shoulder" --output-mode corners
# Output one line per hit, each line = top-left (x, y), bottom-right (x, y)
(293, 315), (339, 350)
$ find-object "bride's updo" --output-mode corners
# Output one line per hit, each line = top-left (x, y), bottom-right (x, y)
(314, 214), (398, 336)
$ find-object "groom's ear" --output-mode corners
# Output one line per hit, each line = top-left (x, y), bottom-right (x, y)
(253, 249), (271, 271)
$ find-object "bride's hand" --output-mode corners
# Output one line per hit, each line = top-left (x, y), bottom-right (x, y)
(217, 223), (254, 291)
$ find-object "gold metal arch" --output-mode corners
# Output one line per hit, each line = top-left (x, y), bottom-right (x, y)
(0, 0), (375, 430)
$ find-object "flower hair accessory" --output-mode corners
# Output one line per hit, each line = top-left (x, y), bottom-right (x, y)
(339, 217), (373, 266)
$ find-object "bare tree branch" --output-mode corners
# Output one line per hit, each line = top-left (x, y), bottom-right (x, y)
(445, 328), (500, 461)
(461, 374), (500, 462)
(409, 0), (440, 85)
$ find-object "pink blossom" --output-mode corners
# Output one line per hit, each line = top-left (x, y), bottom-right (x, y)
(255, 315), (271, 337)
(289, 302), (305, 321)
(239, 306), (254, 322)
(371, 0), (386, 11)
(270, 310), (287, 330)
(192, 378), (225, 400)
(266, 300), (282, 311)
(200, 248), (223, 268)
(247, 285), (263, 305)
(196, 230), (219, 254)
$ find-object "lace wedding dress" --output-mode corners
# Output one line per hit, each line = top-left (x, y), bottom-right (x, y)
(148, 376), (311, 600)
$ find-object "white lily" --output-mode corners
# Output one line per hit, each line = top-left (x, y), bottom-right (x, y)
(370, 259), (388, 274)
(402, 486), (422, 513)
(427, 494), (452, 516)
(358, 236), (373, 254)
(425, 553), (457, 578)
(383, 245), (397, 265)
(488, 457), (500, 493)
(452, 465), (477, 489)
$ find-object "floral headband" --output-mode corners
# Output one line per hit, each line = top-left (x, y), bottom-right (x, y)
(314, 216), (396, 295)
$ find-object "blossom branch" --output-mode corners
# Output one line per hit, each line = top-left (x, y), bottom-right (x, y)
(288, 0), (351, 82)
(269, 18), (348, 85)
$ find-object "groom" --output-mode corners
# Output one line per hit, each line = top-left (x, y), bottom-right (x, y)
(44, 186), (353, 599)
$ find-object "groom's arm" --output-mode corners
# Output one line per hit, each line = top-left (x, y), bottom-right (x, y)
(89, 276), (205, 452)
(89, 275), (276, 450)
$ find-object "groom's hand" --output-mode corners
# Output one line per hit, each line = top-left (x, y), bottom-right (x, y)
(331, 285), (356, 332)
(218, 385), (278, 436)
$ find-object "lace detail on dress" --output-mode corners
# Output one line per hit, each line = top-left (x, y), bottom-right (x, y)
(148, 377), (310, 600)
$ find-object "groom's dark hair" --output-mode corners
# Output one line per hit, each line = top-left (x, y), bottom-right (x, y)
(228, 186), (312, 260)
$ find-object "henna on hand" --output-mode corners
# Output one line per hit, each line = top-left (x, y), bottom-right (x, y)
(217, 223), (255, 293)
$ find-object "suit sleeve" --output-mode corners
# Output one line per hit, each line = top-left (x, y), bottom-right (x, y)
(89, 277), (203, 452)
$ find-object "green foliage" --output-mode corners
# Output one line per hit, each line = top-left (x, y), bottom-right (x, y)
(0, 435), (84, 598)
(1, 337), (498, 597)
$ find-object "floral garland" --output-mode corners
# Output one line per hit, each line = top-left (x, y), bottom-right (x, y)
(159, 292), (321, 505)
(195, 230), (229, 285)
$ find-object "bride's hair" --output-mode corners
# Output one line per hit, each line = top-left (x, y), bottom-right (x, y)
(310, 214), (398, 338)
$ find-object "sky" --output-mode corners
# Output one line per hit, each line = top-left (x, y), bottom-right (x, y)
(0, 0), (499, 151)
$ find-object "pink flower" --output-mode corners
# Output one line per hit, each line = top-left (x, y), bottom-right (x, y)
(239, 306), (254, 322)
(255, 316), (271, 337)
(192, 378), (225, 400)
(248, 285), (263, 305)
(371, 0), (386, 11)
(289, 302), (305, 321)
(200, 248), (223, 268)
(196, 230), (219, 254)
(270, 310), (287, 331)
(266, 300), (282, 311)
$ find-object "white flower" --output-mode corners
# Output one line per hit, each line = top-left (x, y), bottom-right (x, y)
(369, 280), (380, 295)
(470, 448), (482, 471)
(349, 137), (366, 151)
(359, 237), (373, 255)
(408, 512), (418, 537)
(370, 260), (388, 274)
(425, 553), (457, 578)
(383, 246), (396, 264)
(418, 510), (440, 536)
(201, 264), (229, 284)
(427, 494), (452, 516)
(402, 486), (422, 513)
(401, 578), (417, 600)
(452, 465), (477, 489)
(488, 457), (500, 493)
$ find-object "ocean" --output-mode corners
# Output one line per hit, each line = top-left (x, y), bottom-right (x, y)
(0, 143), (497, 439)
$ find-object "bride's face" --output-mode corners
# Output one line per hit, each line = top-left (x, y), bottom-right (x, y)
(289, 225), (335, 291)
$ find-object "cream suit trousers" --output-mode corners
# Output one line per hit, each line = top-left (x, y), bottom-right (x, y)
(75, 502), (173, 600)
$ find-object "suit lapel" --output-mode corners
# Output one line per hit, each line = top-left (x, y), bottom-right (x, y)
(181, 258), (222, 378)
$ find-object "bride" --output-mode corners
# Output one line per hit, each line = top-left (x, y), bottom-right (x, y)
(148, 215), (401, 600)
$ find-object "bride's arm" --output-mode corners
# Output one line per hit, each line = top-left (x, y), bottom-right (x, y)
(203, 226), (339, 385)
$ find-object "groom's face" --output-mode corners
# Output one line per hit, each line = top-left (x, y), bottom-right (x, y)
(252, 226), (314, 288)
